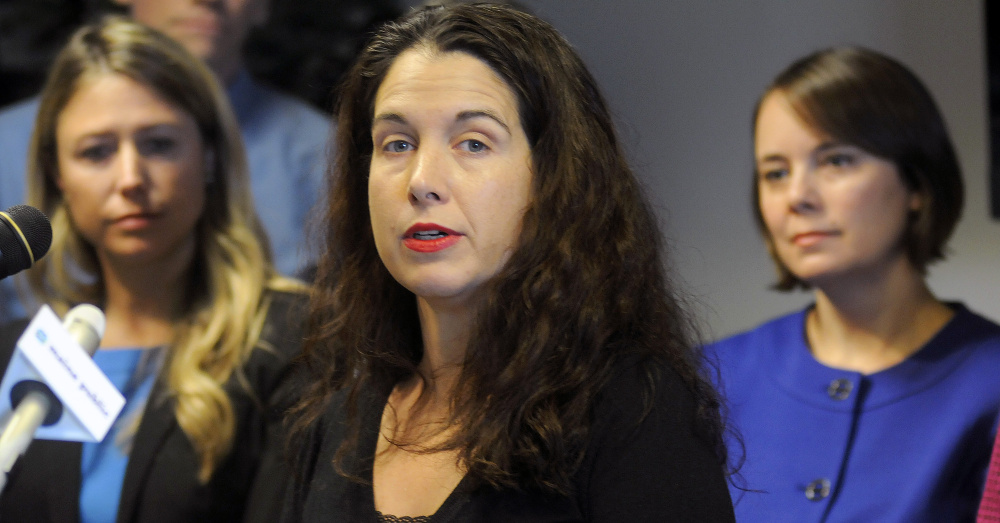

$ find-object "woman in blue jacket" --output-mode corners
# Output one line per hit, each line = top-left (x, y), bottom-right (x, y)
(709, 46), (1000, 522)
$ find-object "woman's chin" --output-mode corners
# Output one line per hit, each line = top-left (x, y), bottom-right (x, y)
(408, 281), (482, 309)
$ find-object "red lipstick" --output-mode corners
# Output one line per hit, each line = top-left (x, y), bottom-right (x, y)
(403, 223), (461, 253)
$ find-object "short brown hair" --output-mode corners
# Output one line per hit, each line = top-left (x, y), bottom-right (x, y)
(752, 46), (963, 290)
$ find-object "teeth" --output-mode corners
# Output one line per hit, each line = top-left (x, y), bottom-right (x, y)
(413, 230), (447, 239)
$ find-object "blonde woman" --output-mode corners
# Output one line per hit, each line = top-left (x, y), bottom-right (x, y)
(0, 17), (308, 523)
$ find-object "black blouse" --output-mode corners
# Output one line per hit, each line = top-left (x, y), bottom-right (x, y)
(284, 359), (735, 522)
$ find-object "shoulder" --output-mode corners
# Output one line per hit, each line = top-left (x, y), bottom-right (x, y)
(707, 308), (807, 353)
(595, 358), (674, 411)
(925, 303), (1000, 381)
(235, 80), (331, 181)
(0, 97), (40, 126)
(283, 385), (373, 521)
(239, 79), (330, 132)
(590, 357), (699, 442)
(909, 303), (1000, 376)
(0, 98), (39, 191)
(258, 289), (309, 355)
(237, 290), (309, 395)
(265, 288), (310, 321)
(298, 382), (382, 477)
(578, 357), (735, 520)
(703, 309), (808, 378)
(943, 303), (1000, 347)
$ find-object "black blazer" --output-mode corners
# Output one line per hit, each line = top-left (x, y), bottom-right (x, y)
(0, 290), (307, 523)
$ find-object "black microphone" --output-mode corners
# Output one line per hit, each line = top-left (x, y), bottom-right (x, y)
(0, 205), (53, 280)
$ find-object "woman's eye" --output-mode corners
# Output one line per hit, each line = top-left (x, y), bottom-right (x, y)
(823, 153), (854, 168)
(78, 144), (115, 162)
(385, 140), (412, 153)
(760, 168), (787, 181)
(139, 136), (178, 156)
(459, 139), (488, 153)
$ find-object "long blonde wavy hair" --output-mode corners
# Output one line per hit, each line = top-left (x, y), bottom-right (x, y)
(23, 17), (306, 482)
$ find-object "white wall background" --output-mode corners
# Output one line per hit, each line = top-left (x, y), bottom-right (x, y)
(511, 0), (1000, 340)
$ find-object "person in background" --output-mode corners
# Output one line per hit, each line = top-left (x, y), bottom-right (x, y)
(708, 46), (1000, 521)
(0, 0), (329, 323)
(282, 4), (735, 522)
(0, 17), (307, 522)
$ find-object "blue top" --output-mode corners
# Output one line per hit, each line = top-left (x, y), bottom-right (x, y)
(706, 304), (1000, 522)
(79, 348), (159, 523)
(0, 71), (330, 322)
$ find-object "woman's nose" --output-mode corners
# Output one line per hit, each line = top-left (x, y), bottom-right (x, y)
(408, 146), (448, 205)
(116, 143), (148, 192)
(787, 169), (820, 213)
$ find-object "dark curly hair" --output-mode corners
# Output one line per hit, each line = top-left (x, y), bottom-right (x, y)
(752, 46), (964, 291)
(289, 2), (728, 494)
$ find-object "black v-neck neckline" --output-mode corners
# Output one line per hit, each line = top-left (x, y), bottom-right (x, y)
(360, 387), (473, 523)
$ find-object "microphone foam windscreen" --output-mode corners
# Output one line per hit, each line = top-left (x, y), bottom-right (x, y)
(0, 205), (53, 275)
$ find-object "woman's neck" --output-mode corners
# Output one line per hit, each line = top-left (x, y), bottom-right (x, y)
(378, 297), (472, 450)
(414, 297), (471, 396)
(98, 255), (190, 349)
(807, 262), (953, 374)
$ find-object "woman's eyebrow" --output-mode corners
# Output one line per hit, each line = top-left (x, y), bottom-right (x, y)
(372, 109), (512, 135)
(456, 109), (510, 134)
(372, 112), (407, 127)
(815, 140), (849, 154)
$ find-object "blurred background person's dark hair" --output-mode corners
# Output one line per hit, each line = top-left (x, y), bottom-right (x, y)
(0, 0), (405, 111)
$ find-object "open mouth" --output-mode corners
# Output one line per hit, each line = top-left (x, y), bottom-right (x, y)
(403, 224), (461, 252)
(411, 230), (449, 240)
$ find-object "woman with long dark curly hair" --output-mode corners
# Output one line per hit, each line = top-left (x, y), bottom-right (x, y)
(284, 4), (734, 521)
